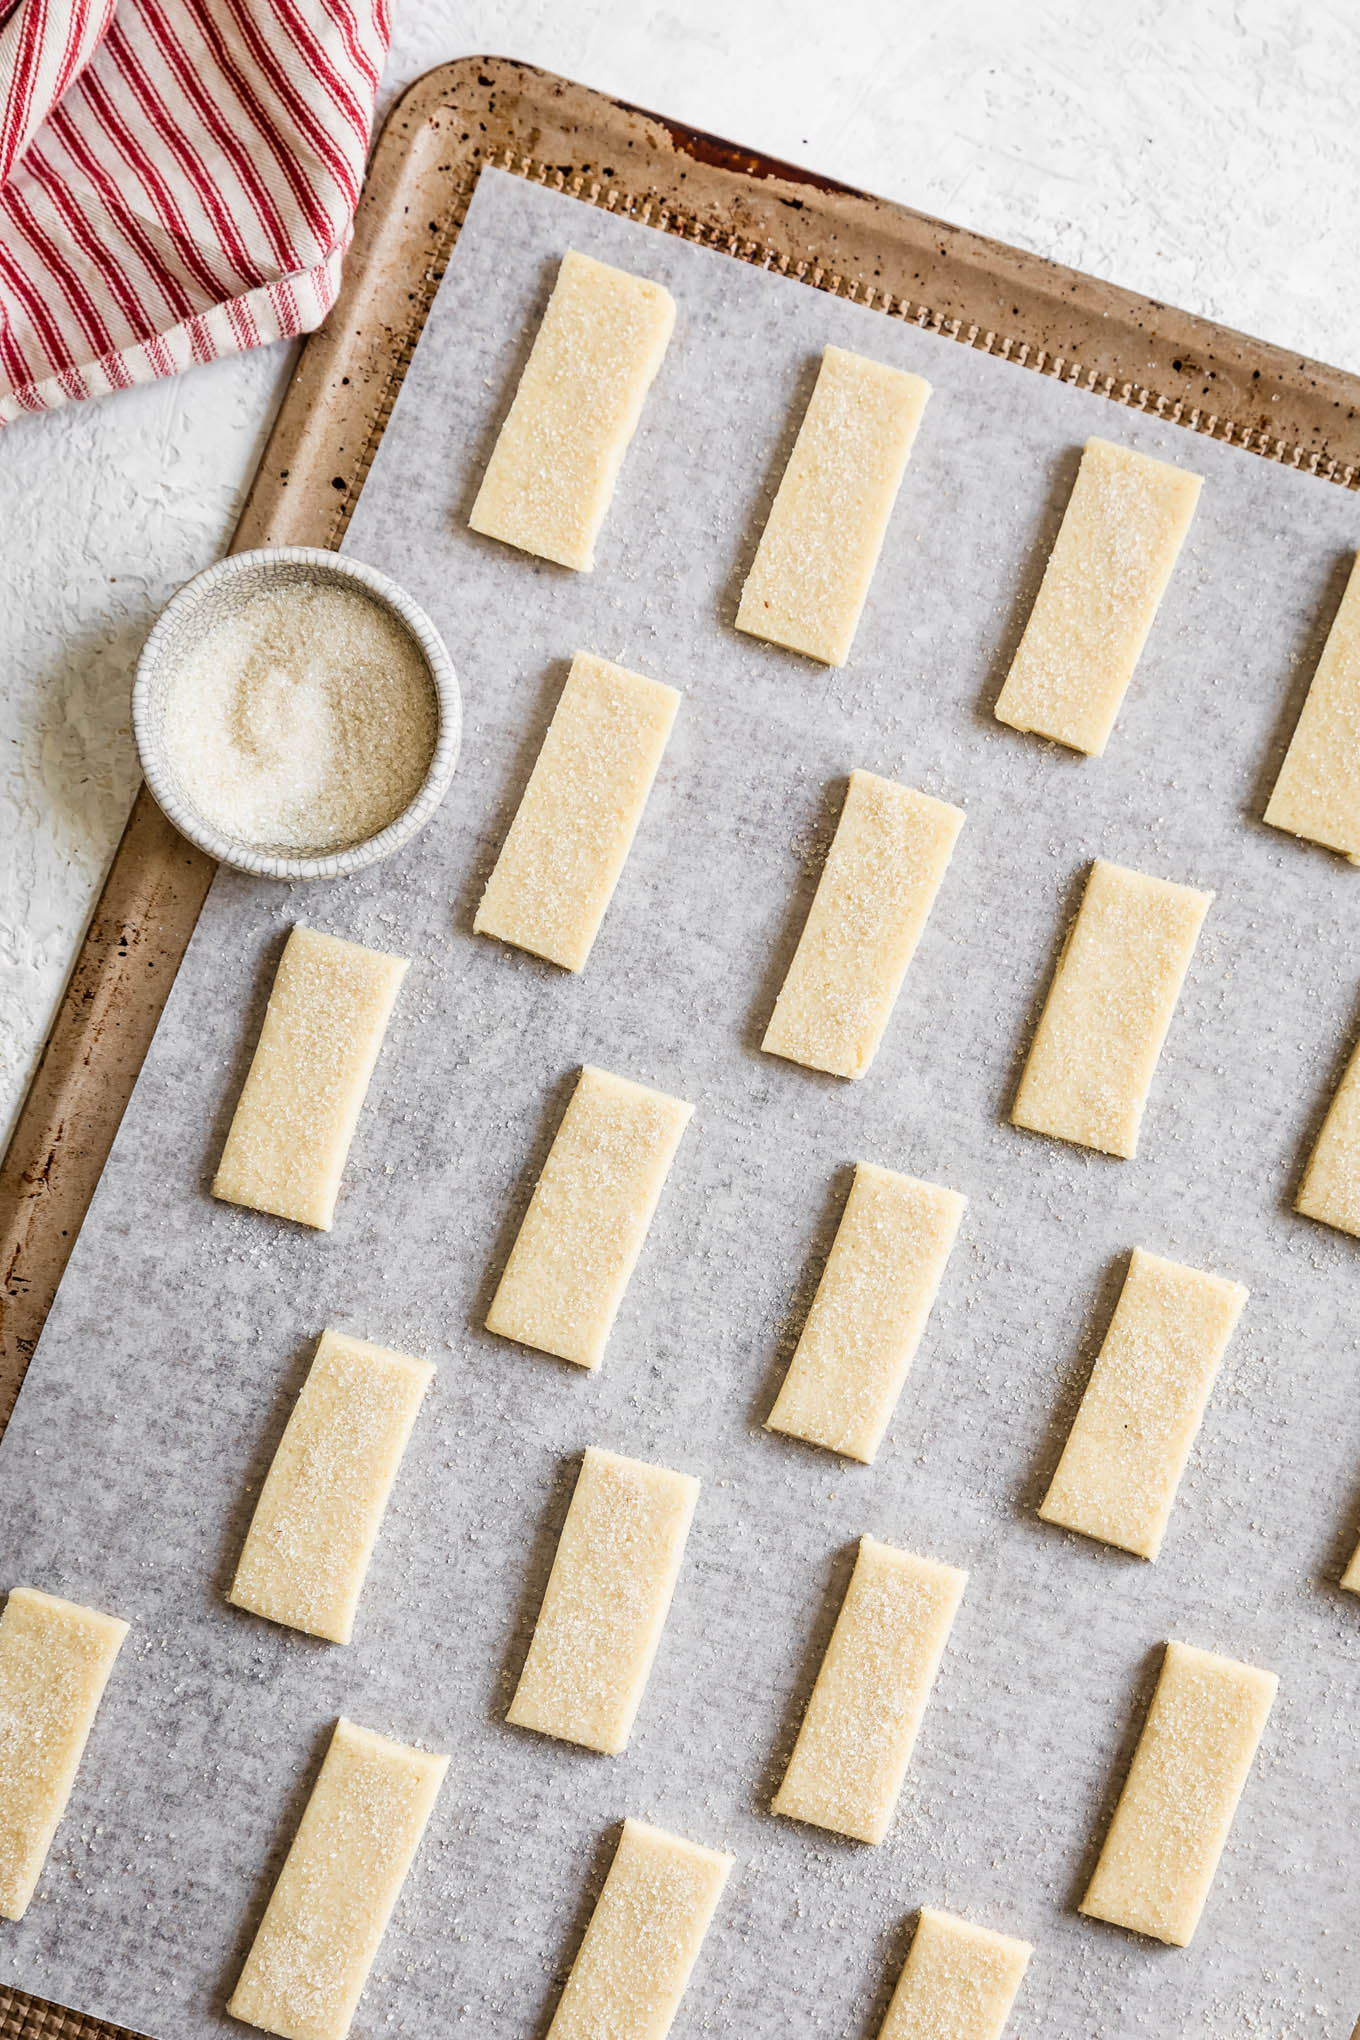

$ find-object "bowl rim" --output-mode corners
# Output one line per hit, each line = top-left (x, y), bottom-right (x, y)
(131, 544), (461, 881)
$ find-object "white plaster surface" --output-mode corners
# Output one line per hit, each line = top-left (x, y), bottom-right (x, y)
(1, 0), (1358, 1151)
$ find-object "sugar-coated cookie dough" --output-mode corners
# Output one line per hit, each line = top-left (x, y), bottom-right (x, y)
(763, 772), (964, 1079)
(475, 652), (680, 971)
(877, 1908), (1032, 2040)
(546, 1817), (732, 2040)
(469, 249), (675, 571)
(994, 437), (1202, 755)
(229, 1331), (434, 1644)
(229, 1718), (448, 2040)
(772, 1536), (966, 1844)
(212, 926), (408, 1231)
(1081, 1641), (1276, 1946)
(1296, 1029), (1360, 1238)
(736, 345), (931, 666)
(766, 1164), (966, 1462)
(1265, 551), (1360, 861)
(487, 1065), (693, 1368)
(508, 1447), (699, 1754)
(1012, 859), (1211, 1158)
(0, 1587), (128, 1921)
(1040, 1250), (1247, 1560)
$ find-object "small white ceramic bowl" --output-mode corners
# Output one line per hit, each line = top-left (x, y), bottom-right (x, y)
(132, 546), (460, 880)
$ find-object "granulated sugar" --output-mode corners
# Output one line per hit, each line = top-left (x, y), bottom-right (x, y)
(163, 580), (438, 851)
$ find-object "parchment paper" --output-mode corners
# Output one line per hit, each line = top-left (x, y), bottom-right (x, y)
(3, 167), (1360, 2040)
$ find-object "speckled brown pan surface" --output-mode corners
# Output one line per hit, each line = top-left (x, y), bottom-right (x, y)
(0, 2003), (140, 2040)
(2, 54), (1360, 2040)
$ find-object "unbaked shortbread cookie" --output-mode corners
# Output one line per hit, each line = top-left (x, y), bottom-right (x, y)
(994, 437), (1202, 755)
(1081, 1640), (1276, 1946)
(475, 652), (680, 970)
(772, 1537), (966, 1844)
(229, 1718), (448, 2040)
(1296, 1030), (1360, 1238)
(736, 345), (931, 666)
(546, 1817), (732, 2040)
(508, 1447), (699, 1754)
(763, 772), (964, 1079)
(487, 1065), (693, 1368)
(877, 1908), (1032, 2040)
(0, 1587), (128, 1921)
(213, 926), (408, 1230)
(1040, 1250), (1247, 1560)
(766, 1164), (966, 1462)
(1013, 859), (1212, 1158)
(469, 249), (675, 571)
(1265, 550), (1360, 861)
(230, 1331), (435, 1644)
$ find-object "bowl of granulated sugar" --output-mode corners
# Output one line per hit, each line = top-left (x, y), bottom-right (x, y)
(132, 547), (459, 880)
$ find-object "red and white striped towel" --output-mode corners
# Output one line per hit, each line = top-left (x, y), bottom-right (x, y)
(0, 0), (390, 425)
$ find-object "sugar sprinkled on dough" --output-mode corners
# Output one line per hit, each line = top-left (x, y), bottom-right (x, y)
(763, 771), (965, 1079)
(0, 1588), (129, 1922)
(229, 1718), (448, 2040)
(1297, 1031), (1360, 1238)
(1264, 547), (1360, 860)
(767, 1164), (966, 1463)
(994, 436), (1202, 755)
(507, 1447), (699, 1754)
(877, 1908), (1032, 2040)
(469, 249), (676, 572)
(475, 652), (680, 971)
(546, 1817), (732, 2040)
(1081, 1640), (1277, 1946)
(212, 927), (409, 1232)
(163, 581), (437, 852)
(736, 344), (931, 667)
(772, 1537), (967, 1845)
(1012, 858), (1212, 1158)
(487, 1066), (694, 1368)
(229, 1331), (434, 1644)
(1039, 1249), (1248, 1560)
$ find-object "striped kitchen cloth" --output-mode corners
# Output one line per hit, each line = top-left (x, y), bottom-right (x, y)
(0, 0), (391, 424)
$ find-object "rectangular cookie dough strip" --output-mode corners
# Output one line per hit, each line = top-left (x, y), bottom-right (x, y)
(1040, 1250), (1247, 1560)
(547, 1817), (732, 2040)
(877, 1908), (1032, 2040)
(763, 772), (965, 1079)
(229, 1331), (435, 1644)
(1081, 1641), (1276, 1946)
(994, 437), (1203, 755)
(736, 345), (931, 666)
(1296, 1030), (1360, 1238)
(230, 1718), (448, 2040)
(469, 249), (676, 571)
(487, 1065), (693, 1368)
(0, 1587), (129, 1921)
(772, 1537), (966, 1844)
(766, 1164), (966, 1463)
(213, 926), (408, 1231)
(475, 652), (681, 971)
(1265, 551), (1360, 860)
(1013, 859), (1212, 1158)
(508, 1447), (700, 1754)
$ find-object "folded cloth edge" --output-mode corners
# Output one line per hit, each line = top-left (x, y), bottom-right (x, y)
(0, 0), (388, 426)
(0, 234), (346, 423)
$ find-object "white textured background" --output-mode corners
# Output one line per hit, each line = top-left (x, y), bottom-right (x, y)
(2, 0), (1358, 1151)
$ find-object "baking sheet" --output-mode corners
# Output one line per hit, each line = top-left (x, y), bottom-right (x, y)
(3, 165), (1360, 2039)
